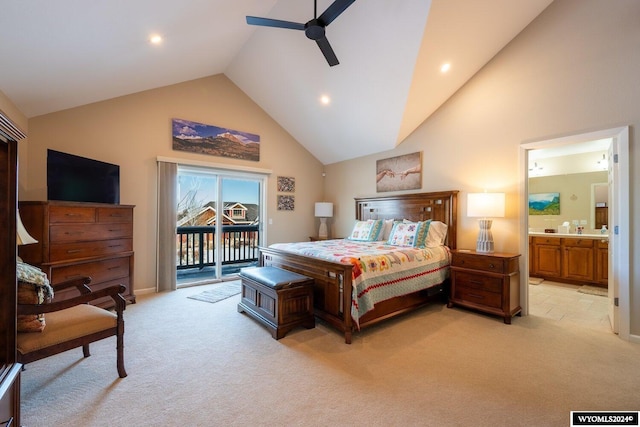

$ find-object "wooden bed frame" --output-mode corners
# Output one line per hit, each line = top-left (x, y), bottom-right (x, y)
(259, 190), (458, 343)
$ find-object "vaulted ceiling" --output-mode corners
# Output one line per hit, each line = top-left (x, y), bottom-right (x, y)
(0, 0), (552, 164)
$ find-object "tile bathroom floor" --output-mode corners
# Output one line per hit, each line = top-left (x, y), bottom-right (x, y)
(528, 280), (612, 334)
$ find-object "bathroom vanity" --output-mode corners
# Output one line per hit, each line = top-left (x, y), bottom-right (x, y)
(528, 232), (608, 287)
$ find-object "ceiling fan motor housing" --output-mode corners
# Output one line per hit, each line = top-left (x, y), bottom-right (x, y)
(304, 20), (325, 40)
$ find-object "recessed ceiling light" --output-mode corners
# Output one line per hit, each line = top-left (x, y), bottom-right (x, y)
(440, 63), (451, 73)
(320, 95), (331, 105)
(150, 34), (163, 45)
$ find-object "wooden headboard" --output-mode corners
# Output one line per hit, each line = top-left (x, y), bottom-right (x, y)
(355, 190), (458, 249)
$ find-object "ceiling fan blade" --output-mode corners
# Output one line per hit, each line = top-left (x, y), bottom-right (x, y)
(316, 36), (339, 67)
(246, 16), (305, 31)
(318, 0), (356, 26)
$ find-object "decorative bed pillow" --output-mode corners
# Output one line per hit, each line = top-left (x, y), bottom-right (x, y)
(414, 220), (431, 248)
(17, 281), (48, 332)
(394, 220), (431, 247)
(347, 219), (383, 241)
(387, 221), (427, 247)
(425, 221), (448, 247)
(16, 261), (53, 333)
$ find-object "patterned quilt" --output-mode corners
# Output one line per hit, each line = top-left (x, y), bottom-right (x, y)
(269, 239), (451, 326)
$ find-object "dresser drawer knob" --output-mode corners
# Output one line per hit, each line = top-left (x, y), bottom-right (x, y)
(488, 263), (495, 269)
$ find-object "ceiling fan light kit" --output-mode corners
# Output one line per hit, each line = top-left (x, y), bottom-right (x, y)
(246, 0), (356, 67)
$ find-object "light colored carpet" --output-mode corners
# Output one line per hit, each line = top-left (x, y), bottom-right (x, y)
(578, 285), (608, 297)
(187, 281), (241, 303)
(19, 283), (640, 427)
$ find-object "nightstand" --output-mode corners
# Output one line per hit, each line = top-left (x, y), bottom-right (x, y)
(447, 250), (521, 324)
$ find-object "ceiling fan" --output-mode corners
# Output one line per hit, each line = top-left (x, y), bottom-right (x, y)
(246, 0), (356, 67)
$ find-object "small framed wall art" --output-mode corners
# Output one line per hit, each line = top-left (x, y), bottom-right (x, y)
(277, 195), (295, 211)
(277, 176), (295, 192)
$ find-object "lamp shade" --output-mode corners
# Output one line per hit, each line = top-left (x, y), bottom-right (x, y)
(17, 209), (38, 245)
(467, 193), (505, 218)
(314, 202), (333, 218)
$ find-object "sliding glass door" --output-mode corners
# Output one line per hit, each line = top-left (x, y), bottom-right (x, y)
(176, 166), (264, 287)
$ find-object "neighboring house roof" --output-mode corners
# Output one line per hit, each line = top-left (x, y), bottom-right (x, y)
(177, 202), (259, 226)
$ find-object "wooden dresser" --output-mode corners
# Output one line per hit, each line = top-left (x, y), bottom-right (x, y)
(448, 250), (521, 324)
(18, 201), (135, 308)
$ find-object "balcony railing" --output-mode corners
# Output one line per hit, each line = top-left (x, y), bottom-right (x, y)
(176, 224), (260, 271)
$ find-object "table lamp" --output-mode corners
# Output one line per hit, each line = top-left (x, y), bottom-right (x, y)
(467, 192), (505, 253)
(17, 209), (38, 245)
(314, 202), (333, 240)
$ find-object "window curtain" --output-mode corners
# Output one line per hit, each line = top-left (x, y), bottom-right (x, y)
(156, 161), (177, 292)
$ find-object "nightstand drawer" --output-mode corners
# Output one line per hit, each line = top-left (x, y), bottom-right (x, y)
(453, 271), (502, 293)
(452, 252), (507, 273)
(453, 287), (502, 309)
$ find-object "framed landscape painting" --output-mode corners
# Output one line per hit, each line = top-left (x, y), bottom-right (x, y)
(529, 192), (560, 215)
(172, 118), (260, 161)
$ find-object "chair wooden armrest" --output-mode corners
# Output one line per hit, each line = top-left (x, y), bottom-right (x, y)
(50, 275), (93, 295)
(18, 284), (127, 315)
(16, 277), (127, 378)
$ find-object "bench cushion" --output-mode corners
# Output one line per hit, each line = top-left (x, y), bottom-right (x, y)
(240, 266), (311, 289)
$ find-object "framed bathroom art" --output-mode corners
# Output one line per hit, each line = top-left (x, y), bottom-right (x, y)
(528, 192), (560, 215)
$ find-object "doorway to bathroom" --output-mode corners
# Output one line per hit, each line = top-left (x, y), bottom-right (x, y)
(520, 126), (630, 339)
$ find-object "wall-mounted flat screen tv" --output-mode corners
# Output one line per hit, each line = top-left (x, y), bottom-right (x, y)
(47, 149), (120, 204)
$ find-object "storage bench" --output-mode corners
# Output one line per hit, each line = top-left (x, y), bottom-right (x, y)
(238, 266), (315, 339)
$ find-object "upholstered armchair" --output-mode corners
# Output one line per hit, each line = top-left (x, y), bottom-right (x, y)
(16, 272), (127, 378)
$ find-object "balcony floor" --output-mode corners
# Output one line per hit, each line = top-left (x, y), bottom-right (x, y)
(177, 261), (258, 287)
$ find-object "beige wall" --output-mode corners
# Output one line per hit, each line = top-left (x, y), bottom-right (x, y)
(528, 171), (607, 232)
(324, 0), (640, 335)
(21, 74), (325, 292)
(0, 90), (27, 133)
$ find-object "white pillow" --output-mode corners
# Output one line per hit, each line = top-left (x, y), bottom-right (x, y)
(347, 219), (383, 241)
(378, 219), (396, 241)
(425, 221), (448, 247)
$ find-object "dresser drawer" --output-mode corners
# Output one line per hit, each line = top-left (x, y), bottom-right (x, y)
(453, 286), (502, 309)
(98, 207), (133, 223)
(49, 238), (133, 262)
(50, 256), (131, 285)
(49, 205), (96, 223)
(453, 271), (502, 293)
(50, 223), (133, 242)
(452, 252), (506, 273)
